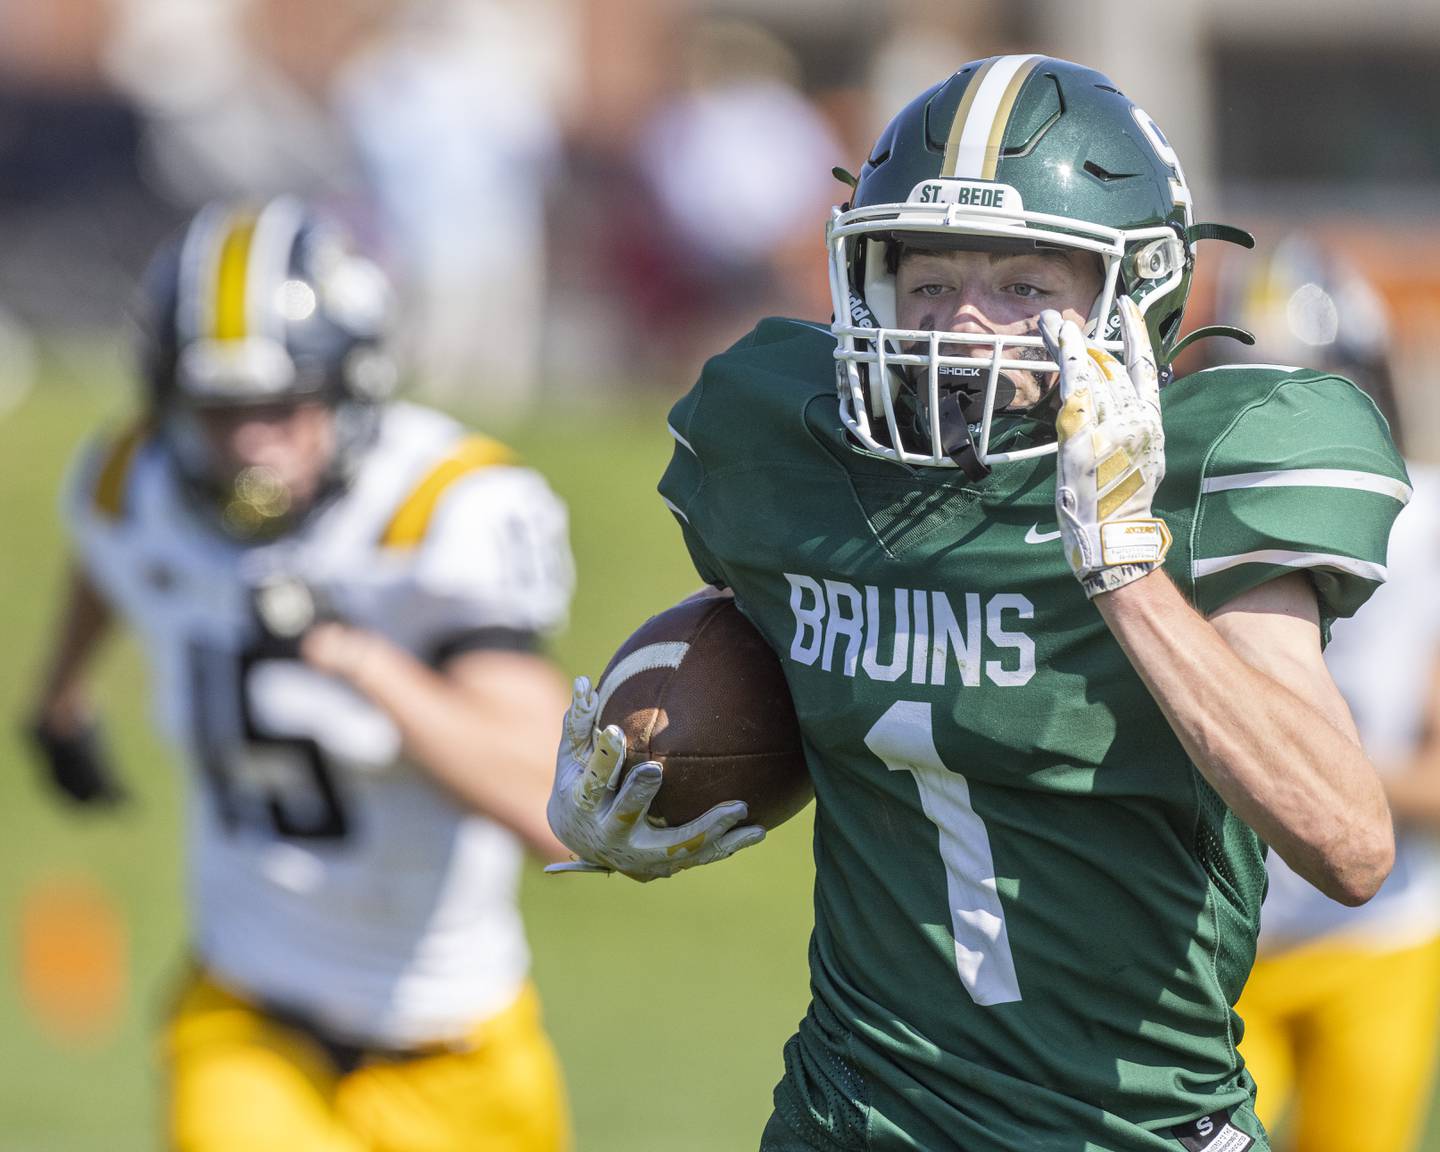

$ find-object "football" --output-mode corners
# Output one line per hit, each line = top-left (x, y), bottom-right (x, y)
(595, 594), (812, 830)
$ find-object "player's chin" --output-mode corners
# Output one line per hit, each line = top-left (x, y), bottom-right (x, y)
(996, 347), (1057, 411)
(976, 366), (1048, 413)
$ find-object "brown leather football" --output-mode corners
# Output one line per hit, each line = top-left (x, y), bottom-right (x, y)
(595, 594), (811, 830)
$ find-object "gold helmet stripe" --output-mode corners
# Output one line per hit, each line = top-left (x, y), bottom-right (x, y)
(941, 54), (1042, 180)
(213, 213), (259, 341)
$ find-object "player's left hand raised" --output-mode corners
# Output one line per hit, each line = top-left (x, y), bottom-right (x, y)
(1040, 297), (1172, 599)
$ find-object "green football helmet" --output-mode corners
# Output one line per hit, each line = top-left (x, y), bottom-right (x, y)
(829, 54), (1249, 474)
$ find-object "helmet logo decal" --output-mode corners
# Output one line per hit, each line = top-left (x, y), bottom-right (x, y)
(941, 55), (1041, 180)
(1131, 107), (1194, 230)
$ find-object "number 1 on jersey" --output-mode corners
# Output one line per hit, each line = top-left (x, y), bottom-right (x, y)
(865, 700), (1021, 1005)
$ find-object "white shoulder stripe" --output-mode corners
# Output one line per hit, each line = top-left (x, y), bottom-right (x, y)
(659, 495), (689, 524)
(1201, 468), (1412, 504)
(667, 422), (695, 455)
(1193, 550), (1388, 583)
(594, 642), (690, 724)
(1193, 363), (1303, 375)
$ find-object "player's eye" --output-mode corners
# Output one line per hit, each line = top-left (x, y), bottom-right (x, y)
(1006, 282), (1047, 299)
(912, 283), (951, 298)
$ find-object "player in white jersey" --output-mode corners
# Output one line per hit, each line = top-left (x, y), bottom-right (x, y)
(28, 197), (575, 1151)
(1225, 237), (1440, 1152)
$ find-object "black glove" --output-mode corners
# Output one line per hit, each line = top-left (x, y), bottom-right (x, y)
(29, 718), (128, 807)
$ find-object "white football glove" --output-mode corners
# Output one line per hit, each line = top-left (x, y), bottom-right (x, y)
(1039, 296), (1172, 599)
(545, 676), (765, 881)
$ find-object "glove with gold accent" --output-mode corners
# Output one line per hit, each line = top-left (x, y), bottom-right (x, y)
(1039, 297), (1172, 598)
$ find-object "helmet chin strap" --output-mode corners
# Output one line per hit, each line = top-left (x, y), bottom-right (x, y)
(910, 366), (996, 480)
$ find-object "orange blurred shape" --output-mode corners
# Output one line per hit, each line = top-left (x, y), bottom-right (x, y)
(18, 872), (128, 1047)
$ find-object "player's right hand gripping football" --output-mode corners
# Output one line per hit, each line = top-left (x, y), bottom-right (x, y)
(545, 677), (765, 881)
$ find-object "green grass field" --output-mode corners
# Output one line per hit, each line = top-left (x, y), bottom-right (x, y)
(5, 355), (1440, 1151)
(0, 357), (814, 1151)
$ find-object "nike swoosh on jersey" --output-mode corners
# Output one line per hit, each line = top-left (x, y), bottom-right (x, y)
(1025, 525), (1064, 544)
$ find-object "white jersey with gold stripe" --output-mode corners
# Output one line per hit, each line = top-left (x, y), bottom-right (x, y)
(1259, 462), (1440, 953)
(65, 401), (574, 1047)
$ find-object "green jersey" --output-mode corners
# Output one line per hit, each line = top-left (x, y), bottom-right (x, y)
(657, 318), (1408, 1151)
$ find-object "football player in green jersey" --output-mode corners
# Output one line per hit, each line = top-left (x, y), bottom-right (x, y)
(549, 55), (1406, 1151)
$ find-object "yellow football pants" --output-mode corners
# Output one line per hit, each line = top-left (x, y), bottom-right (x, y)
(165, 972), (570, 1152)
(1236, 934), (1440, 1152)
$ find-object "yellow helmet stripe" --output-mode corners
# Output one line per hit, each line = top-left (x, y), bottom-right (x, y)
(380, 435), (517, 549)
(213, 213), (259, 341)
(941, 54), (1042, 180)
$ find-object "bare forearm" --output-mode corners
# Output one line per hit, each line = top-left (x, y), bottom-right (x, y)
(305, 628), (569, 860)
(34, 564), (113, 730)
(1096, 571), (1392, 904)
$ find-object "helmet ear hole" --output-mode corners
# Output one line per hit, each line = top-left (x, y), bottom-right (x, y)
(1157, 308), (1183, 352)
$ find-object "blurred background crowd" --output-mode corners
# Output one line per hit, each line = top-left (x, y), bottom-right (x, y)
(1, 0), (1437, 430)
(4, 2), (1440, 1150)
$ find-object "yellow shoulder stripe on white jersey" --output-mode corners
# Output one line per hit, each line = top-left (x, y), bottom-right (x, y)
(380, 435), (515, 549)
(92, 423), (149, 521)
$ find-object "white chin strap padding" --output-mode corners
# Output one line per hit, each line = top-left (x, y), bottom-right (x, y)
(860, 238), (897, 329)
(1085, 294), (1106, 338)
(857, 237), (905, 420)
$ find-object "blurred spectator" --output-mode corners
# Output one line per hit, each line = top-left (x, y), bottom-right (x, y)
(619, 17), (846, 381)
(101, 0), (572, 417)
(0, 0), (177, 337)
(1224, 236), (1440, 1152)
(337, 0), (573, 416)
(864, 0), (998, 140)
(103, 0), (360, 203)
